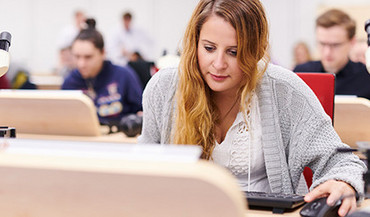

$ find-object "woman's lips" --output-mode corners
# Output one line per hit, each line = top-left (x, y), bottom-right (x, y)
(210, 73), (228, 81)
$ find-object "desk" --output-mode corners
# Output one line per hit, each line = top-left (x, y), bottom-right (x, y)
(30, 74), (63, 90)
(17, 132), (137, 143)
(17, 126), (138, 143)
(245, 199), (370, 216)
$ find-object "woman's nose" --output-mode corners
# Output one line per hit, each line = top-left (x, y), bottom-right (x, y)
(212, 52), (227, 70)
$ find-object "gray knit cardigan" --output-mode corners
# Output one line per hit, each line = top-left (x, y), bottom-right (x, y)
(138, 63), (366, 195)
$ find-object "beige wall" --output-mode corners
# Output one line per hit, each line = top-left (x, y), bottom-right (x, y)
(317, 5), (370, 40)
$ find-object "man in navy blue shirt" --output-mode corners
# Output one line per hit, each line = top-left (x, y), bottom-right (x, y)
(62, 19), (143, 124)
(294, 9), (370, 100)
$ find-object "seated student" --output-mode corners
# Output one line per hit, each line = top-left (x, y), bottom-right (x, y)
(138, 0), (366, 216)
(292, 41), (312, 68)
(62, 18), (143, 125)
(6, 61), (37, 89)
(0, 74), (10, 89)
(294, 9), (370, 100)
(128, 51), (156, 90)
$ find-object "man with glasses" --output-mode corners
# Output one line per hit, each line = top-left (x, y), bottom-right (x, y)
(294, 9), (370, 100)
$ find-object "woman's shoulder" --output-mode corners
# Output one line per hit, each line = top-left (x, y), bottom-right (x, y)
(144, 67), (178, 92)
(142, 67), (178, 100)
(262, 63), (327, 117)
(263, 63), (310, 93)
(265, 63), (300, 83)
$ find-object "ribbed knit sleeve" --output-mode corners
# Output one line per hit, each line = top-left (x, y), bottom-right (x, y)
(137, 67), (178, 144)
(262, 64), (366, 195)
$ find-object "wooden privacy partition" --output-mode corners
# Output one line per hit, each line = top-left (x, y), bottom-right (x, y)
(0, 90), (100, 136)
(0, 139), (246, 217)
(334, 97), (370, 148)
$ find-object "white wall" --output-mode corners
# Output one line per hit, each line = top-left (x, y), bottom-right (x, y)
(261, 0), (320, 68)
(0, 0), (369, 73)
(0, 0), (199, 73)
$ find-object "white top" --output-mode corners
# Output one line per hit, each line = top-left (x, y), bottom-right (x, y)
(106, 26), (155, 66)
(57, 25), (79, 49)
(212, 94), (270, 192)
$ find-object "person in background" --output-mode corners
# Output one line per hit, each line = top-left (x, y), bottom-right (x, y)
(127, 51), (157, 90)
(106, 11), (155, 66)
(292, 41), (312, 68)
(138, 1), (366, 216)
(349, 39), (367, 65)
(61, 18), (143, 125)
(294, 9), (370, 100)
(0, 74), (10, 89)
(156, 49), (181, 70)
(6, 61), (36, 89)
(56, 10), (86, 78)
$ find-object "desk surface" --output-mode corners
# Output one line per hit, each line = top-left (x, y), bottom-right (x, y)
(30, 74), (63, 90)
(16, 125), (137, 143)
(245, 199), (370, 216)
(17, 132), (137, 144)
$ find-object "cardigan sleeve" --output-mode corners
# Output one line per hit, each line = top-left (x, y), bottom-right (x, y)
(137, 67), (178, 144)
(279, 71), (367, 195)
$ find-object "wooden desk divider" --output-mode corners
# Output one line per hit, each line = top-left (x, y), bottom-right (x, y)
(0, 89), (100, 136)
(334, 97), (370, 148)
(0, 139), (246, 217)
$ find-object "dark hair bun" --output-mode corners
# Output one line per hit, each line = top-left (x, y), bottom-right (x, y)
(85, 18), (96, 29)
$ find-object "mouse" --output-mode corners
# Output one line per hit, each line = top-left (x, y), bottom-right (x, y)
(300, 197), (342, 217)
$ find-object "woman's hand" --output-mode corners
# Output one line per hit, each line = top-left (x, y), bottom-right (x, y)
(304, 179), (357, 217)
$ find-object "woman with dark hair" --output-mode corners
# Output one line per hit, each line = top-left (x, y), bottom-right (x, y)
(138, 0), (366, 216)
(62, 18), (143, 124)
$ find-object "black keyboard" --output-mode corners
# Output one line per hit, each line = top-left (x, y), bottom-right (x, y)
(244, 191), (306, 214)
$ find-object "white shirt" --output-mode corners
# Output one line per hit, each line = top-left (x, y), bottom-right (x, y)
(57, 25), (80, 50)
(106, 26), (154, 66)
(212, 94), (270, 192)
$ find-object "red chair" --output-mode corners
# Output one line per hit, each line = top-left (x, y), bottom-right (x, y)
(296, 72), (335, 188)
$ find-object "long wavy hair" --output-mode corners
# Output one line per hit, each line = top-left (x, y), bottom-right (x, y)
(173, 0), (269, 159)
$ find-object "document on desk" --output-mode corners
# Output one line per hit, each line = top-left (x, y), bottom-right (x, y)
(1, 138), (202, 163)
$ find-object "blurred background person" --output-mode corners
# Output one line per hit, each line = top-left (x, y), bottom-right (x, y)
(294, 9), (370, 100)
(57, 10), (86, 51)
(6, 61), (36, 89)
(156, 49), (181, 70)
(0, 74), (10, 89)
(56, 46), (75, 79)
(62, 18), (143, 125)
(292, 41), (312, 69)
(55, 10), (86, 78)
(127, 51), (157, 90)
(106, 11), (155, 66)
(349, 39), (367, 65)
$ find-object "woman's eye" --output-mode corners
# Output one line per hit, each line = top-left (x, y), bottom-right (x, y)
(228, 50), (237, 56)
(204, 46), (214, 52)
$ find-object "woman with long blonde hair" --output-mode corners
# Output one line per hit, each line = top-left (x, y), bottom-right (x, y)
(138, 0), (365, 215)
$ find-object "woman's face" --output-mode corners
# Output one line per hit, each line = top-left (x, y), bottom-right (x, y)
(197, 15), (244, 96)
(72, 40), (105, 79)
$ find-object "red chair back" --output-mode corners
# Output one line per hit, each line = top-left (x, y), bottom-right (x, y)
(296, 72), (335, 188)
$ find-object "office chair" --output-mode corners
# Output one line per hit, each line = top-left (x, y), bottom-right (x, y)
(128, 60), (155, 90)
(296, 72), (335, 188)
